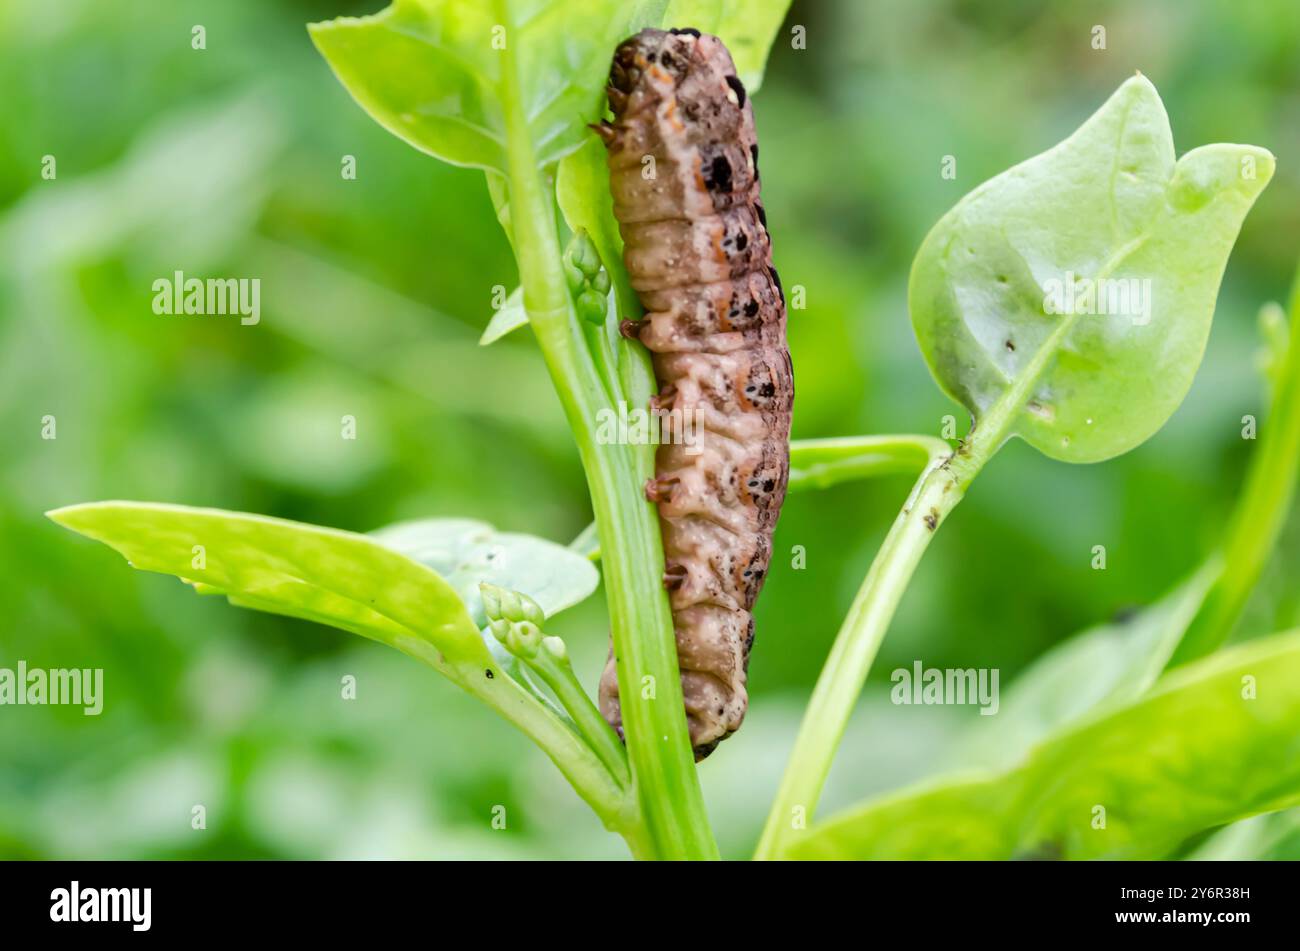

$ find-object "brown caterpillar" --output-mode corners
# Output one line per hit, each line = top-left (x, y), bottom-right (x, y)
(593, 27), (792, 760)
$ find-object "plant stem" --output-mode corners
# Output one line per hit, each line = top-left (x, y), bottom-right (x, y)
(1170, 275), (1300, 666)
(754, 317), (1073, 860)
(528, 646), (631, 786)
(495, 3), (716, 860)
(753, 442), (982, 859)
(788, 435), (953, 493)
(401, 641), (634, 837)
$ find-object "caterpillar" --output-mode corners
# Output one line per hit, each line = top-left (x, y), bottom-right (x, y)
(593, 27), (793, 760)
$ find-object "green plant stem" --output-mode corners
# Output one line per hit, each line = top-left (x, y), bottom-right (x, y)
(398, 636), (638, 843)
(788, 435), (953, 493)
(1171, 275), (1300, 666)
(419, 645), (655, 858)
(527, 648), (631, 787)
(495, 2), (715, 860)
(756, 318), (1075, 860)
(753, 445), (980, 859)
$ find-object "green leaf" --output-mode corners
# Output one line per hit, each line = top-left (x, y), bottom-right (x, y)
(46, 503), (635, 829)
(1188, 808), (1300, 860)
(46, 502), (489, 668)
(369, 517), (599, 625)
(909, 75), (1274, 463)
(485, 170), (514, 248)
(308, 0), (667, 174)
(480, 285), (528, 345)
(955, 559), (1218, 772)
(664, 0), (793, 92)
(787, 628), (1300, 859)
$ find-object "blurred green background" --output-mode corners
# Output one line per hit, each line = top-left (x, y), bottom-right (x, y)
(2, 0), (1298, 859)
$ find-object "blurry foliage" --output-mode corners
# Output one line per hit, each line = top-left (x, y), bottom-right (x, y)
(1, 0), (1298, 858)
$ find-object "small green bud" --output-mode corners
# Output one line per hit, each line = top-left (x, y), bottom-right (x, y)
(488, 617), (512, 644)
(481, 581), (546, 627)
(563, 255), (586, 294)
(511, 620), (543, 657)
(497, 588), (523, 622)
(564, 230), (611, 325)
(480, 582), (503, 621)
(541, 635), (568, 663)
(1259, 300), (1287, 336)
(1257, 301), (1290, 390)
(567, 229), (602, 278)
(576, 287), (607, 325)
(563, 230), (602, 295)
(519, 594), (545, 627)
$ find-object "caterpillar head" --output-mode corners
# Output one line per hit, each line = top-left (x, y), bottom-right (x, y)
(608, 27), (702, 101)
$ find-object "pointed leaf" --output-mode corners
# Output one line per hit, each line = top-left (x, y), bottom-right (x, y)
(910, 75), (1274, 462)
(480, 285), (528, 345)
(47, 502), (490, 668)
(788, 629), (1300, 859)
(955, 559), (1218, 771)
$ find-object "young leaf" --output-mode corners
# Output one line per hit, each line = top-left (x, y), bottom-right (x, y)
(787, 628), (1300, 860)
(47, 502), (490, 668)
(480, 285), (528, 345)
(369, 517), (599, 625)
(910, 75), (1274, 463)
(47, 502), (634, 829)
(954, 560), (1218, 772)
(308, 0), (667, 174)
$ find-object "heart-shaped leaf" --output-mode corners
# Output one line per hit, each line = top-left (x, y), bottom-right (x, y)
(370, 517), (599, 625)
(910, 75), (1274, 463)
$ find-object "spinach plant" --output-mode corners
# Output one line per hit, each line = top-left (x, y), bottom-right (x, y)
(51, 0), (1298, 860)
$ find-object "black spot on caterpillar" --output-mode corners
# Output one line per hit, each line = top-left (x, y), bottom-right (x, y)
(596, 27), (793, 760)
(725, 75), (746, 108)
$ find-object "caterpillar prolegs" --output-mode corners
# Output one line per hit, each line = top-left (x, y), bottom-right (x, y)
(594, 28), (793, 760)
